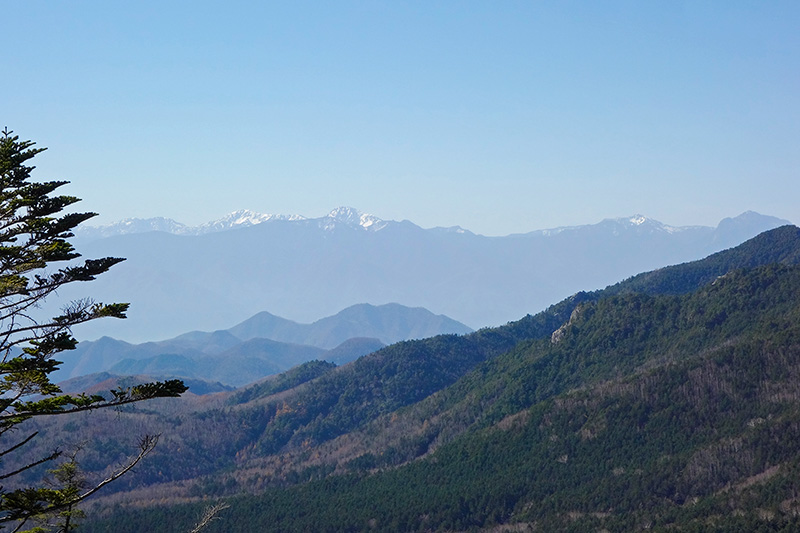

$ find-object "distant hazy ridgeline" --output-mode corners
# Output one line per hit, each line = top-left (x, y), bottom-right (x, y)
(55, 303), (471, 386)
(65, 208), (788, 342)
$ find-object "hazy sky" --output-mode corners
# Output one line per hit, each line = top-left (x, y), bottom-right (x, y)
(3, 1), (798, 236)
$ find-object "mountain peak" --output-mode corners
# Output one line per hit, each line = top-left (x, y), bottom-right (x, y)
(606, 214), (681, 233)
(719, 210), (790, 226)
(607, 214), (662, 227)
(324, 207), (387, 231)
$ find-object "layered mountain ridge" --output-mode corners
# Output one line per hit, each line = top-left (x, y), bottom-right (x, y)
(75, 207), (385, 239)
(63, 209), (790, 343)
(77, 207), (785, 240)
(55, 302), (472, 387)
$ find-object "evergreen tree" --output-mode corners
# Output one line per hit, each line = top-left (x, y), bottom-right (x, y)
(0, 129), (187, 531)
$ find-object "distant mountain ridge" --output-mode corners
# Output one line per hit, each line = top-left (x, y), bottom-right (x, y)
(228, 303), (470, 348)
(75, 207), (385, 239)
(76, 207), (787, 240)
(63, 209), (791, 342)
(531, 214), (696, 237)
(55, 303), (472, 386)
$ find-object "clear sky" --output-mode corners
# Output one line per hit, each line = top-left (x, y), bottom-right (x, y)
(3, 1), (798, 236)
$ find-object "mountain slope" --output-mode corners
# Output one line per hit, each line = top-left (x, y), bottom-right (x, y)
(1, 225), (794, 532)
(222, 263), (800, 532)
(37, 225), (794, 513)
(83, 253), (800, 532)
(206, 225), (800, 470)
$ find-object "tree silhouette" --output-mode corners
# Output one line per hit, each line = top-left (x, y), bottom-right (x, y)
(0, 129), (186, 531)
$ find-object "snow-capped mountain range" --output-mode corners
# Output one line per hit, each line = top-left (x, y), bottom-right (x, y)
(529, 214), (701, 238)
(76, 209), (308, 239)
(76, 207), (390, 240)
(322, 207), (388, 232)
(77, 207), (762, 240)
(62, 208), (792, 343)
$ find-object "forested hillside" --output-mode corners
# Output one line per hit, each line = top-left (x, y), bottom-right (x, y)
(14, 226), (800, 531)
(84, 245), (800, 531)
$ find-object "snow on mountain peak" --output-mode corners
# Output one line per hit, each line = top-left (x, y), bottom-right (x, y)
(75, 217), (189, 239)
(197, 210), (305, 232)
(75, 210), (308, 239)
(606, 214), (662, 229)
(614, 215), (687, 234)
(327, 206), (363, 224)
(532, 215), (674, 238)
(620, 215), (684, 233)
(325, 207), (387, 231)
(76, 207), (392, 239)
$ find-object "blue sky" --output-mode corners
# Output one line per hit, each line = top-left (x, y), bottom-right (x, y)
(3, 1), (798, 235)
